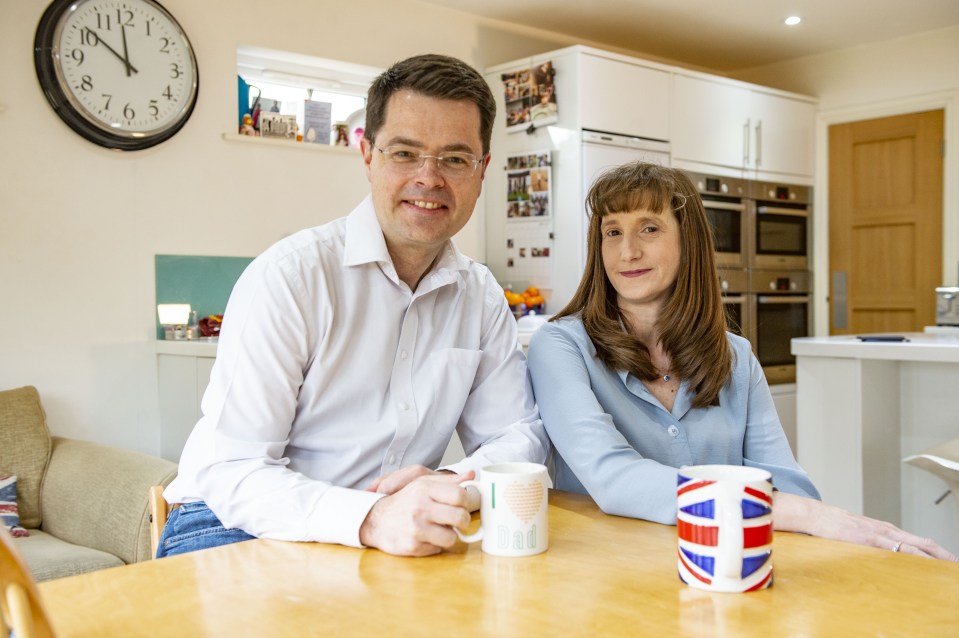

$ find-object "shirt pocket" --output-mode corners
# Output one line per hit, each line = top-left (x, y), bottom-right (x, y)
(416, 347), (483, 434)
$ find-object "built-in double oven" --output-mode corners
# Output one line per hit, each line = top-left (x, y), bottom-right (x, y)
(693, 173), (813, 384)
(748, 181), (812, 384)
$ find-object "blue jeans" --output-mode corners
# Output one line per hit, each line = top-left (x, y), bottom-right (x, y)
(156, 501), (255, 558)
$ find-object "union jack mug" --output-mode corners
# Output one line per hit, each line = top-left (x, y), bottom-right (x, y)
(677, 465), (774, 593)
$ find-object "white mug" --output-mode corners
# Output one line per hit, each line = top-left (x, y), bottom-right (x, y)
(676, 465), (774, 593)
(455, 462), (549, 557)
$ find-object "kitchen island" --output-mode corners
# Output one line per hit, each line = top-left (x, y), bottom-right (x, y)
(792, 331), (959, 554)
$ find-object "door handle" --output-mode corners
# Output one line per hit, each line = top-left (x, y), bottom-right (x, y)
(832, 271), (848, 330)
(743, 119), (750, 165)
(754, 120), (762, 167)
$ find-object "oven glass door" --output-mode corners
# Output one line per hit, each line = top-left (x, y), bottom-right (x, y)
(755, 295), (809, 368)
(705, 199), (745, 268)
(754, 205), (807, 257)
(722, 295), (747, 338)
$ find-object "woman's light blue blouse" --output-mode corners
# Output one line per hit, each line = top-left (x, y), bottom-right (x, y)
(527, 315), (820, 524)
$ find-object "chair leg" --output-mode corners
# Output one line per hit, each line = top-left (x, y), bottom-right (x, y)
(7, 583), (36, 638)
(149, 485), (170, 559)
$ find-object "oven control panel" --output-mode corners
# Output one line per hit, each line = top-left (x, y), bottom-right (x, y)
(749, 270), (811, 294)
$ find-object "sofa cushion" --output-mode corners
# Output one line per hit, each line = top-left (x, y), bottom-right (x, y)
(0, 475), (30, 536)
(14, 529), (124, 582)
(42, 437), (177, 564)
(0, 386), (52, 529)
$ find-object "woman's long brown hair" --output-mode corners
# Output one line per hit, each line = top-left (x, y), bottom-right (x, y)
(553, 162), (732, 407)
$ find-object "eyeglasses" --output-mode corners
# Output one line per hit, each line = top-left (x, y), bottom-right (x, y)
(374, 145), (484, 178)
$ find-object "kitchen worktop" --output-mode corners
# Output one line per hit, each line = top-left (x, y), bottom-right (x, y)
(155, 339), (218, 357)
(792, 331), (959, 362)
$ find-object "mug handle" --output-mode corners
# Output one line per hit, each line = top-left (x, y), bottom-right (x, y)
(454, 480), (483, 543)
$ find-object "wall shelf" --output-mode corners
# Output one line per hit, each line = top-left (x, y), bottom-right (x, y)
(221, 133), (362, 155)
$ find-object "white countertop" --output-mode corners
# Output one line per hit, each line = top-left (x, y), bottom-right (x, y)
(155, 339), (218, 357)
(792, 332), (959, 363)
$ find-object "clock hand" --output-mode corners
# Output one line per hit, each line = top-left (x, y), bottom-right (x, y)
(120, 25), (133, 77)
(84, 27), (138, 75)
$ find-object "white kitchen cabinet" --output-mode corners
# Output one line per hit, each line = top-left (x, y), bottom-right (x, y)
(156, 341), (216, 462)
(750, 90), (816, 178)
(671, 74), (752, 171)
(769, 383), (797, 454)
(671, 73), (816, 180)
(579, 53), (670, 141)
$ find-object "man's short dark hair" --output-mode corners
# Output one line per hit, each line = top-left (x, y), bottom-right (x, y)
(365, 54), (496, 155)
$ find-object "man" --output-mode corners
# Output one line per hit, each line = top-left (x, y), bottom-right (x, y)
(159, 54), (549, 558)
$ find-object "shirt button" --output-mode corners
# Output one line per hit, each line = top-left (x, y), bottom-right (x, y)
(667, 425), (679, 437)
(399, 402), (409, 411)
(400, 350), (408, 359)
(388, 455), (396, 465)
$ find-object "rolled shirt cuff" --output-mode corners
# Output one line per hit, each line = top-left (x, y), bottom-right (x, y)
(306, 486), (386, 548)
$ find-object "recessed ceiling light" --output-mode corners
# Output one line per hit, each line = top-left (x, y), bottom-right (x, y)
(785, 16), (802, 26)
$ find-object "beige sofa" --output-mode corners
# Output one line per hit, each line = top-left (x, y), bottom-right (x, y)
(0, 385), (177, 581)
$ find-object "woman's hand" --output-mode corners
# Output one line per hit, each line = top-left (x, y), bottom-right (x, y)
(772, 491), (959, 561)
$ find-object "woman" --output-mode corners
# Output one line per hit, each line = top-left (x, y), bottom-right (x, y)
(527, 161), (956, 560)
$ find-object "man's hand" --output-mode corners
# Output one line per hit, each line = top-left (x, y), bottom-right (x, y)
(359, 472), (475, 556)
(367, 464), (443, 495)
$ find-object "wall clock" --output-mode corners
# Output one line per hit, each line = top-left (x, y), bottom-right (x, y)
(34, 0), (199, 151)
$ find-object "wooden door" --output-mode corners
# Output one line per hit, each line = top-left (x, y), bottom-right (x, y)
(828, 110), (943, 334)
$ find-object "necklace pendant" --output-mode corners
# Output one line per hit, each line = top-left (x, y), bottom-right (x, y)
(663, 374), (671, 382)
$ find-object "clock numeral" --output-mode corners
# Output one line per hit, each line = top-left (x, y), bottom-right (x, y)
(79, 75), (94, 92)
(80, 28), (98, 47)
(169, 63), (182, 79)
(101, 94), (112, 110)
(95, 12), (112, 31)
(158, 37), (172, 54)
(115, 9), (134, 27)
(149, 100), (159, 118)
(162, 85), (173, 100)
(145, 20), (152, 37)
(70, 49), (85, 65)
(123, 103), (136, 120)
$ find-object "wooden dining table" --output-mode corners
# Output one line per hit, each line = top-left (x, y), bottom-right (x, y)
(39, 490), (959, 637)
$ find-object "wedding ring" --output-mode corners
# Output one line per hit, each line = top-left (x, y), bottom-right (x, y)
(891, 541), (903, 552)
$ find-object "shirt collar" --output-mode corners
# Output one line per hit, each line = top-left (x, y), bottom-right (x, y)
(344, 195), (392, 267)
(342, 195), (473, 287)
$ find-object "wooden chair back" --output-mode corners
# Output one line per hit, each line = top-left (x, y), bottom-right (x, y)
(149, 485), (170, 559)
(0, 526), (55, 638)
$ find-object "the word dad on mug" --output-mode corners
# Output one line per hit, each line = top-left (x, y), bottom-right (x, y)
(456, 462), (549, 557)
(676, 464), (774, 593)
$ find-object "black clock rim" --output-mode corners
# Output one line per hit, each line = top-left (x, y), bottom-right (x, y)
(33, 0), (200, 152)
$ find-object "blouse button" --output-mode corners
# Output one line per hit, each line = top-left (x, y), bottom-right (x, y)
(667, 425), (679, 437)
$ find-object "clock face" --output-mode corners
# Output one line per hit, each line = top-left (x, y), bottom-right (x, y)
(34, 0), (199, 150)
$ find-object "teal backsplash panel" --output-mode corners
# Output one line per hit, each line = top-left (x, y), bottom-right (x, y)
(155, 255), (254, 338)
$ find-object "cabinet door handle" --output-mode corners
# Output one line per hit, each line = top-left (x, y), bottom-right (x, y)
(743, 119), (751, 165)
(755, 120), (763, 167)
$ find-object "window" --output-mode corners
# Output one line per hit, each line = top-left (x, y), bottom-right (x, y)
(236, 46), (380, 145)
